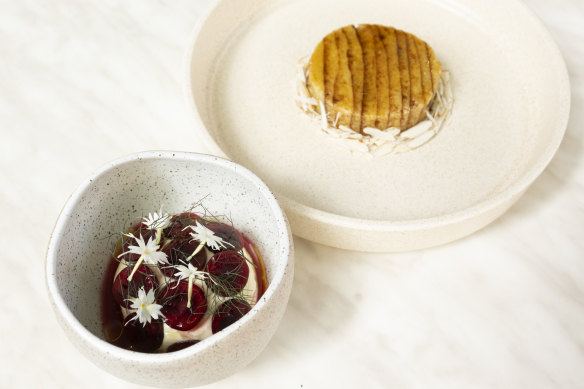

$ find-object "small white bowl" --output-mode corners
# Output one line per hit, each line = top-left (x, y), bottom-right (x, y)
(45, 151), (294, 388)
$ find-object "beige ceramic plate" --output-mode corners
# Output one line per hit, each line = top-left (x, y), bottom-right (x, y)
(185, 0), (569, 252)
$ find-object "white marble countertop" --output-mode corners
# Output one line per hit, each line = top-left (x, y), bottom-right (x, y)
(2, 0), (583, 388)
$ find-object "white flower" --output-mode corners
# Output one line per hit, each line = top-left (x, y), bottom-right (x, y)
(174, 263), (206, 282)
(142, 207), (171, 230)
(185, 221), (232, 251)
(119, 233), (169, 266)
(173, 262), (207, 309)
(118, 233), (168, 281)
(126, 287), (164, 326)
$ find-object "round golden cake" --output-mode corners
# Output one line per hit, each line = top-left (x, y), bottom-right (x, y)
(306, 24), (442, 133)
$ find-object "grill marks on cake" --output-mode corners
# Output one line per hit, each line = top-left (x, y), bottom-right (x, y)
(332, 29), (353, 128)
(307, 24), (441, 133)
(395, 29), (411, 129)
(356, 25), (377, 130)
(343, 26), (364, 132)
(379, 26), (402, 129)
(371, 25), (390, 130)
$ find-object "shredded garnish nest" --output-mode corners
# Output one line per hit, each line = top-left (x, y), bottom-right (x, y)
(295, 56), (454, 157)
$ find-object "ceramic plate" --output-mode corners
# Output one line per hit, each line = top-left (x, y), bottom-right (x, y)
(184, 0), (569, 251)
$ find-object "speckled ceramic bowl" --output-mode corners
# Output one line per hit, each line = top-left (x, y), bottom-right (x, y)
(45, 151), (294, 388)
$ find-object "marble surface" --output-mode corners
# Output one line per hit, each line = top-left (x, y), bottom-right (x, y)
(1, 0), (583, 388)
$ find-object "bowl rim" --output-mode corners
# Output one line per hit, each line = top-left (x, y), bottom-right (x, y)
(183, 0), (571, 233)
(45, 150), (292, 363)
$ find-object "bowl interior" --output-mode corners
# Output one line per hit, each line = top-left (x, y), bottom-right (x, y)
(51, 153), (287, 340)
(187, 0), (569, 223)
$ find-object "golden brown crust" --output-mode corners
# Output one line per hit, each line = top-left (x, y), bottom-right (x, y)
(395, 29), (411, 129)
(306, 24), (441, 132)
(323, 33), (339, 125)
(406, 33), (424, 129)
(342, 26), (364, 132)
(307, 41), (325, 105)
(416, 38), (433, 124)
(356, 24), (378, 130)
(379, 26), (402, 129)
(332, 29), (353, 128)
(372, 25), (390, 130)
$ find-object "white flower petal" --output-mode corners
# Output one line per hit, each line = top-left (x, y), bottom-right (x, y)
(186, 222), (231, 251)
(126, 286), (164, 327)
(144, 250), (169, 265)
(143, 207), (172, 230)
(173, 263), (204, 281)
(137, 287), (147, 302)
(145, 288), (156, 304)
(123, 234), (168, 265)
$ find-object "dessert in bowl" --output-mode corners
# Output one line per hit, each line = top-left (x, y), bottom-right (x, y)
(45, 151), (294, 387)
(103, 207), (268, 353)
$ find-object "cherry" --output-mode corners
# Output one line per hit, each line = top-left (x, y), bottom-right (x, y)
(211, 299), (252, 334)
(120, 314), (164, 353)
(112, 265), (158, 307)
(206, 251), (249, 297)
(160, 281), (207, 331)
(202, 221), (242, 253)
(164, 212), (202, 241)
(161, 237), (206, 278)
(167, 340), (200, 352)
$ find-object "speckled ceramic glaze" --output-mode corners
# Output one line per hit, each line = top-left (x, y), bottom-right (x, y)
(45, 151), (294, 388)
(184, 0), (570, 251)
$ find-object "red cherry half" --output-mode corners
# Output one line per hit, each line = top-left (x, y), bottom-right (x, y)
(206, 251), (249, 297)
(202, 221), (242, 253)
(211, 299), (252, 334)
(161, 237), (206, 278)
(160, 281), (207, 331)
(112, 265), (158, 307)
(120, 314), (164, 353)
(164, 212), (202, 241)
